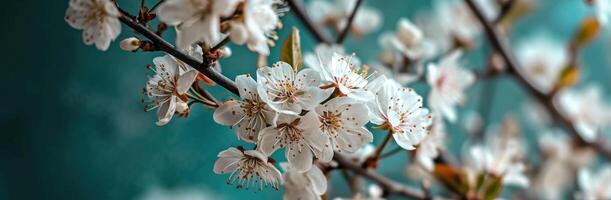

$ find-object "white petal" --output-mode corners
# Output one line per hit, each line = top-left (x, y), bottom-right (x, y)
(213, 100), (244, 126)
(176, 70), (197, 95)
(306, 166), (328, 195)
(393, 133), (416, 150)
(286, 143), (313, 172)
(257, 127), (280, 156)
(235, 74), (258, 100)
(156, 96), (177, 126)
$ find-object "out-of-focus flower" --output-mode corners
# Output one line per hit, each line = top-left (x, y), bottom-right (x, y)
(307, 0), (382, 37)
(138, 186), (224, 200)
(258, 112), (330, 172)
(157, 0), (240, 50)
(515, 32), (568, 94)
(462, 110), (483, 135)
(333, 184), (385, 200)
(427, 51), (475, 122)
(64, 0), (121, 51)
(522, 99), (553, 128)
(532, 130), (594, 200)
(213, 147), (283, 191)
(282, 163), (327, 200)
(311, 97), (373, 155)
(414, 117), (446, 171)
(213, 74), (277, 143)
(340, 144), (375, 163)
(557, 84), (611, 142)
(120, 37), (141, 51)
(380, 18), (434, 60)
(144, 55), (198, 126)
(367, 75), (433, 150)
(227, 0), (280, 55)
(306, 50), (374, 102)
(576, 165), (611, 200)
(591, 0), (611, 25)
(257, 62), (333, 115)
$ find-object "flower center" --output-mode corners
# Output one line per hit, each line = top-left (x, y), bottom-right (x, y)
(320, 111), (343, 135)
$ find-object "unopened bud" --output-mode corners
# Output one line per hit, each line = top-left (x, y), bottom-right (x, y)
(120, 37), (141, 51)
(220, 47), (232, 58)
(176, 100), (189, 114)
(397, 18), (423, 47)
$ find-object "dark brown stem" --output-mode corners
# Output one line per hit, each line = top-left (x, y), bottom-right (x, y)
(362, 131), (393, 168)
(118, 14), (239, 95)
(464, 0), (611, 159)
(286, 0), (333, 44)
(210, 37), (231, 52)
(336, 0), (364, 44)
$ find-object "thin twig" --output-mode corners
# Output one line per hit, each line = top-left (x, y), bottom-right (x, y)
(336, 0), (364, 44)
(286, 0), (333, 44)
(118, 13), (240, 95)
(464, 0), (611, 159)
(210, 37), (231, 52)
(379, 146), (403, 159)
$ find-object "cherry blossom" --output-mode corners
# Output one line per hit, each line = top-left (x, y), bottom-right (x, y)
(227, 0), (280, 55)
(515, 32), (568, 94)
(312, 97), (373, 154)
(257, 62), (333, 115)
(213, 74), (277, 143)
(144, 55), (198, 126)
(281, 162), (327, 200)
(367, 75), (433, 150)
(64, 0), (121, 51)
(157, 0), (240, 50)
(576, 165), (611, 200)
(213, 147), (283, 191)
(557, 85), (611, 142)
(380, 18), (434, 60)
(592, 0), (611, 25)
(427, 50), (475, 122)
(307, 0), (382, 37)
(257, 112), (330, 172)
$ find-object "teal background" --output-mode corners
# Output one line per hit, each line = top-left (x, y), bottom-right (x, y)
(2, 0), (610, 199)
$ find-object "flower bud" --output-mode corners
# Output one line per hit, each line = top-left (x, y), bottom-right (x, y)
(229, 23), (248, 45)
(220, 47), (232, 58)
(176, 100), (189, 114)
(397, 18), (423, 47)
(120, 37), (141, 51)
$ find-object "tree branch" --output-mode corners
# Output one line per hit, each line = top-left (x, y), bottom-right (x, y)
(464, 0), (611, 159)
(286, 0), (333, 44)
(336, 0), (364, 44)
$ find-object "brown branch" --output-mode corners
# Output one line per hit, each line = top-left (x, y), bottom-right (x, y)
(118, 13), (239, 95)
(286, 0), (333, 44)
(464, 0), (611, 159)
(336, 0), (364, 44)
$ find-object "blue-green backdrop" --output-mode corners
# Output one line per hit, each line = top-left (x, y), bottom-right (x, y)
(2, 0), (610, 199)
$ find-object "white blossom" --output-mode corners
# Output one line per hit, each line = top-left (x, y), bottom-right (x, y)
(144, 55), (198, 126)
(313, 97), (374, 154)
(228, 0), (280, 55)
(157, 0), (240, 50)
(120, 37), (141, 51)
(427, 51), (475, 122)
(257, 62), (333, 115)
(306, 51), (375, 102)
(592, 0), (611, 25)
(307, 0), (382, 37)
(415, 117), (446, 171)
(576, 165), (611, 200)
(213, 74), (277, 143)
(64, 0), (121, 51)
(213, 147), (283, 191)
(557, 84), (611, 142)
(380, 18), (433, 60)
(515, 32), (568, 94)
(258, 112), (330, 172)
(282, 162), (327, 200)
(367, 75), (433, 150)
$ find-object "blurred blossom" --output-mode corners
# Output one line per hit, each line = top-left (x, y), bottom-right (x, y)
(515, 32), (568, 94)
(592, 0), (611, 25)
(576, 165), (611, 200)
(334, 184), (385, 200)
(414, 117), (447, 171)
(307, 0), (382, 37)
(462, 110), (483, 135)
(427, 51), (475, 122)
(138, 186), (224, 200)
(522, 99), (553, 128)
(64, 0), (121, 51)
(282, 162), (327, 200)
(557, 84), (611, 142)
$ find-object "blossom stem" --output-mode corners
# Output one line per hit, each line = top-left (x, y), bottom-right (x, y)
(363, 131), (393, 168)
(286, 0), (333, 44)
(379, 146), (403, 159)
(336, 0), (364, 44)
(464, 0), (611, 159)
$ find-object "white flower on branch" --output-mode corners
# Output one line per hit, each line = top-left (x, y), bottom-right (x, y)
(157, 0), (240, 50)
(281, 162), (327, 200)
(213, 147), (283, 191)
(257, 62), (333, 115)
(227, 0), (280, 55)
(258, 112), (330, 172)
(557, 84), (611, 142)
(314, 97), (374, 154)
(308, 0), (382, 37)
(213, 74), (277, 143)
(515, 32), (568, 94)
(64, 0), (121, 51)
(576, 165), (611, 200)
(427, 51), (475, 122)
(144, 55), (198, 126)
(380, 18), (433, 61)
(367, 75), (433, 150)
(306, 50), (375, 102)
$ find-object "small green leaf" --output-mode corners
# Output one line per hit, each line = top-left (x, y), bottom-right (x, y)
(482, 174), (503, 200)
(280, 27), (302, 71)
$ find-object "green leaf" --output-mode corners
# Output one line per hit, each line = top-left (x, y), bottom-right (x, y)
(280, 27), (302, 71)
(482, 174), (503, 200)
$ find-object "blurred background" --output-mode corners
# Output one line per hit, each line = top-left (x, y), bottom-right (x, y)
(2, 0), (610, 199)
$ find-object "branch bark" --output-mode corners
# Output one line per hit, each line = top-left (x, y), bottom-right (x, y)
(464, 0), (611, 159)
